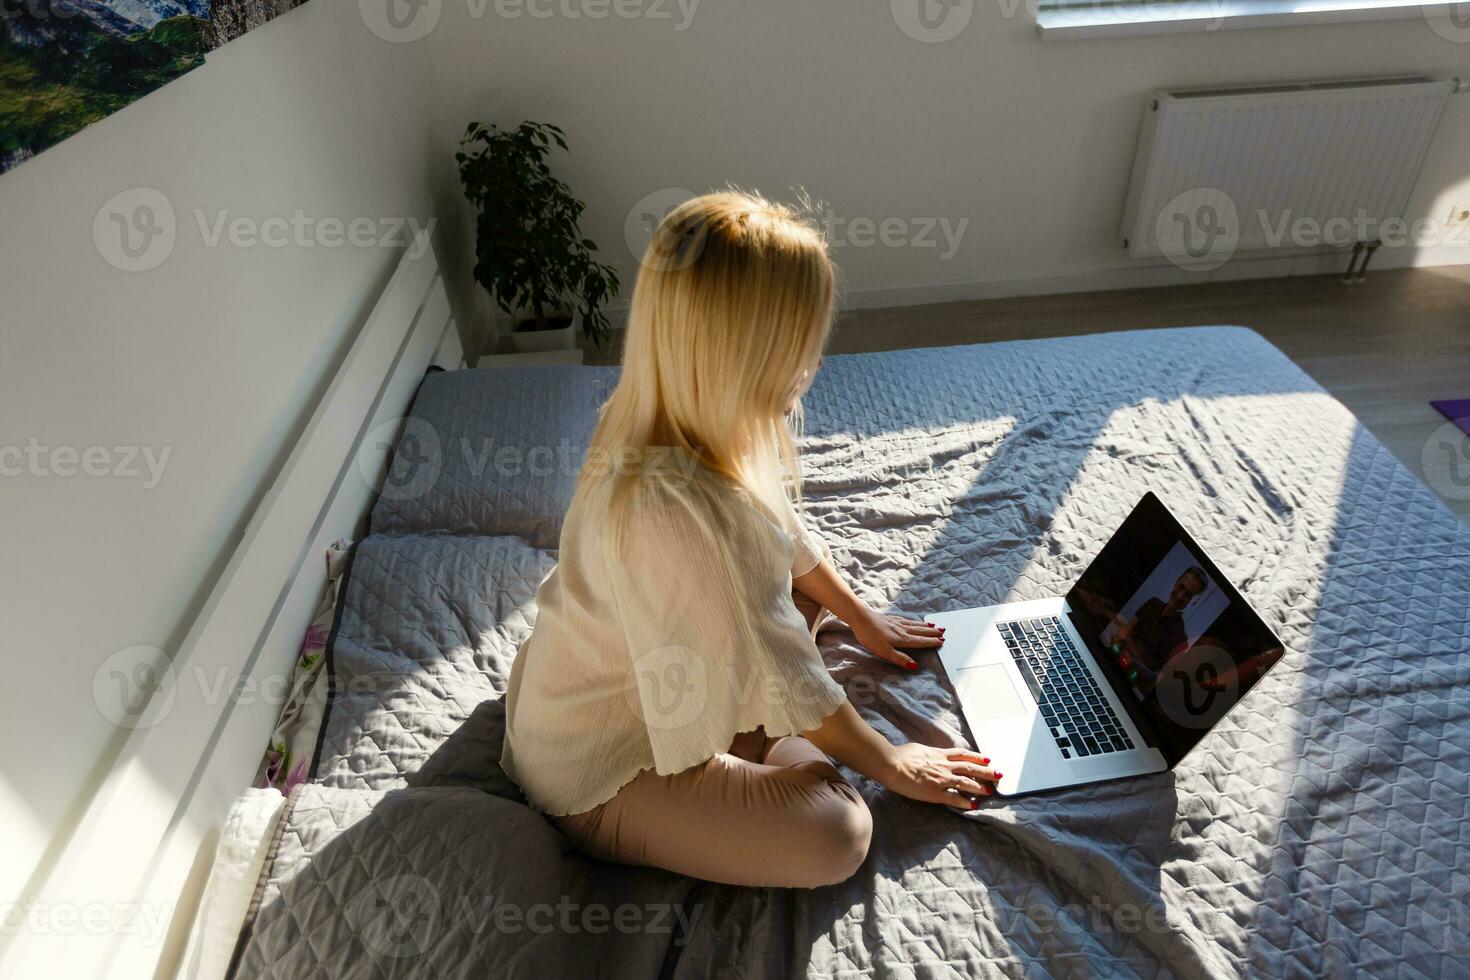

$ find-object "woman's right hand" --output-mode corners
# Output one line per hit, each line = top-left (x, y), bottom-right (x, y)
(878, 742), (999, 810)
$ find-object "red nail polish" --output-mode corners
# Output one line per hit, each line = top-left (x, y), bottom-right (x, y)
(969, 800), (979, 810)
(995, 772), (1003, 779)
(981, 757), (990, 765)
(906, 661), (918, 670)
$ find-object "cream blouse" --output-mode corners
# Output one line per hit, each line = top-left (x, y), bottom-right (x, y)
(500, 463), (847, 816)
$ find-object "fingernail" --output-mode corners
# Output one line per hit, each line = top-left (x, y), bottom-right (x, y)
(981, 757), (990, 765)
(995, 772), (1004, 779)
(905, 660), (918, 670)
(969, 800), (979, 810)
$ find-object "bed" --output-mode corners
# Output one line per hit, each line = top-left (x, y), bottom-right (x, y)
(201, 324), (1469, 979)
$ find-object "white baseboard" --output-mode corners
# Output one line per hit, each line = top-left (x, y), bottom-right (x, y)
(834, 247), (1468, 312)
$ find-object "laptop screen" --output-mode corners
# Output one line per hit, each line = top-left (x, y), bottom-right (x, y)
(1065, 493), (1285, 765)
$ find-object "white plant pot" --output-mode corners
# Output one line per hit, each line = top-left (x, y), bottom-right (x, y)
(508, 313), (578, 353)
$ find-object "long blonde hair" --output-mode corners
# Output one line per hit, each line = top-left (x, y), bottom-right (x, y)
(582, 190), (836, 552)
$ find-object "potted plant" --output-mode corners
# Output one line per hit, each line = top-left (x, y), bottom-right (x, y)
(456, 120), (620, 351)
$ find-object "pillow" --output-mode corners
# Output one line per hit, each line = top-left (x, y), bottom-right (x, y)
(312, 532), (559, 795)
(369, 365), (619, 548)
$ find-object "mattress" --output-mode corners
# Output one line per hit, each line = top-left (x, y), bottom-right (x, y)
(226, 327), (1470, 979)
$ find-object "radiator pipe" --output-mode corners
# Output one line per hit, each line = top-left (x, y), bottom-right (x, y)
(1356, 240), (1382, 281)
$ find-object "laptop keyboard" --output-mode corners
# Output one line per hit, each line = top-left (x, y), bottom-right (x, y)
(997, 617), (1134, 759)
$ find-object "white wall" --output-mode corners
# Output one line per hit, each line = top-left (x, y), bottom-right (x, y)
(417, 0), (1470, 350)
(0, 0), (438, 913)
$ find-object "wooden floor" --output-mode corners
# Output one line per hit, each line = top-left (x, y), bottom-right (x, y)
(596, 266), (1470, 522)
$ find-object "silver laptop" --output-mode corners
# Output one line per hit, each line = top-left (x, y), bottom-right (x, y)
(931, 492), (1285, 797)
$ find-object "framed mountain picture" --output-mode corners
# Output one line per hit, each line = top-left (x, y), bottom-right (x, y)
(0, 0), (309, 175)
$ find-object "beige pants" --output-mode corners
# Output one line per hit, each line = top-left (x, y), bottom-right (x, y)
(554, 731), (871, 888)
(553, 590), (872, 888)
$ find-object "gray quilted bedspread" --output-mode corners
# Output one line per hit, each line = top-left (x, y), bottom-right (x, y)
(231, 327), (1470, 979)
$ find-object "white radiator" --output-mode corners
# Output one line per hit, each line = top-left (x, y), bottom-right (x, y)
(1120, 76), (1455, 263)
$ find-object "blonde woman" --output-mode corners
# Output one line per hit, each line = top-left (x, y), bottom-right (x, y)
(501, 191), (998, 888)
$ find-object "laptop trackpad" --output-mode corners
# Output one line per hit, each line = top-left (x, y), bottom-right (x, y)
(955, 665), (1028, 720)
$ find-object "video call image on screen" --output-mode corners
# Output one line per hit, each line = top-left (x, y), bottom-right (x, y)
(1100, 542), (1229, 695)
(1068, 504), (1284, 760)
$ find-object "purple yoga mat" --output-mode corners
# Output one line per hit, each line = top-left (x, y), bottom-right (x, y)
(1431, 399), (1470, 436)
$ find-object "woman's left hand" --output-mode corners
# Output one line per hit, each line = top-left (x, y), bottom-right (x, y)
(850, 610), (944, 670)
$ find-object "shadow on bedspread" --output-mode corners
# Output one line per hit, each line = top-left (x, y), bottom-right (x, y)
(230, 328), (1470, 980)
